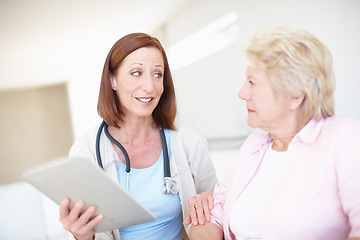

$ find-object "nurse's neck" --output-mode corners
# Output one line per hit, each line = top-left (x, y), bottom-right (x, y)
(113, 117), (158, 145)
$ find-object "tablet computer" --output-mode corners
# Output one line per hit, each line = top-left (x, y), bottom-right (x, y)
(22, 156), (156, 233)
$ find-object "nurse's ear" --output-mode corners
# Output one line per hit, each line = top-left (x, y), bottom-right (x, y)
(109, 74), (117, 91)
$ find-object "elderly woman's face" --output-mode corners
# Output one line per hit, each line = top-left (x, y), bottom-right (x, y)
(238, 66), (291, 131)
(111, 47), (164, 120)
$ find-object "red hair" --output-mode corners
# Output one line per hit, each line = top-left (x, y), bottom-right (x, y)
(97, 33), (177, 129)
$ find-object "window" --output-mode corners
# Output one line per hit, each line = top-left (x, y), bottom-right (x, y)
(167, 12), (240, 70)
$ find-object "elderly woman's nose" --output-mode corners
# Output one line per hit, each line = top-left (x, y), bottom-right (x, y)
(238, 83), (248, 100)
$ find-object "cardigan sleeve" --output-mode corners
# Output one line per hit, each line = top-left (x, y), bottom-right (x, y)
(176, 125), (218, 193)
(170, 125), (218, 236)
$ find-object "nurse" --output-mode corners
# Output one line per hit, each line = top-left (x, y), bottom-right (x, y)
(59, 33), (217, 240)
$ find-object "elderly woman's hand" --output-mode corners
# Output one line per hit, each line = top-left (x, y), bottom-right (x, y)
(59, 198), (104, 240)
(185, 191), (214, 226)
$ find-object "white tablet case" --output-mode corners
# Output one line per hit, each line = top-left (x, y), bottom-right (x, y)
(22, 156), (156, 233)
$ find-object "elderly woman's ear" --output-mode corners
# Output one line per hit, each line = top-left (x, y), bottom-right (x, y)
(289, 94), (305, 112)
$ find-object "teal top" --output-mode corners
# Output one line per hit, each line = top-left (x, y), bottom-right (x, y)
(117, 129), (182, 240)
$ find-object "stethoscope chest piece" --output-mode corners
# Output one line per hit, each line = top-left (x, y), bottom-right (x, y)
(162, 177), (179, 195)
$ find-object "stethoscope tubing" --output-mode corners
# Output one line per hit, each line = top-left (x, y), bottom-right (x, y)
(95, 120), (179, 194)
(96, 120), (170, 178)
(160, 127), (170, 178)
(95, 121), (106, 169)
(104, 123), (131, 173)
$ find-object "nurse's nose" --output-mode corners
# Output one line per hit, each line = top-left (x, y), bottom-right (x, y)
(141, 74), (155, 92)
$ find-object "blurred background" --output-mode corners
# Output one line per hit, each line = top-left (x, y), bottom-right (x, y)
(1, 0), (359, 239)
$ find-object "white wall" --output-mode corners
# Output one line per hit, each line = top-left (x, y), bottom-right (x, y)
(164, 0), (360, 139)
(0, 0), (192, 138)
(1, 0), (359, 140)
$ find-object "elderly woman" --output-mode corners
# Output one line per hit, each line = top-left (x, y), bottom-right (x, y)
(188, 26), (360, 240)
(59, 33), (217, 240)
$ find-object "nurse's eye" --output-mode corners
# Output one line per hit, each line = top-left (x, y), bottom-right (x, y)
(154, 72), (163, 78)
(131, 71), (141, 77)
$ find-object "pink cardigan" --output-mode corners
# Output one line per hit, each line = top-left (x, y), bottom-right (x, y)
(211, 116), (360, 240)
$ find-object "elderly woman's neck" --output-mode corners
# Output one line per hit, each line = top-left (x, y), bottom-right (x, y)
(271, 137), (291, 152)
(270, 119), (309, 152)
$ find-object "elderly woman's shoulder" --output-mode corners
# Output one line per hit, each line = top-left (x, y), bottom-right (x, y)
(323, 116), (360, 137)
(325, 116), (360, 128)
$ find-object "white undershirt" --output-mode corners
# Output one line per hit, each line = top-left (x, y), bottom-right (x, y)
(229, 144), (286, 240)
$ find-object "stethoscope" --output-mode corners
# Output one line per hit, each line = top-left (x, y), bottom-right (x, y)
(95, 120), (179, 195)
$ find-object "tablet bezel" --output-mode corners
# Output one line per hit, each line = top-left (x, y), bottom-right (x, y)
(23, 156), (156, 232)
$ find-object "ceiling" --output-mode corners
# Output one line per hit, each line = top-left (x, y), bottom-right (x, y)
(0, 0), (192, 89)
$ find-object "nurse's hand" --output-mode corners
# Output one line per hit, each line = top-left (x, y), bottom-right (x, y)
(59, 198), (104, 240)
(185, 191), (214, 226)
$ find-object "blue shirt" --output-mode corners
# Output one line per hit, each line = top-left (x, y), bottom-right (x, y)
(117, 129), (182, 240)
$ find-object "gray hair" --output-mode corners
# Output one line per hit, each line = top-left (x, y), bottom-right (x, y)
(246, 26), (335, 122)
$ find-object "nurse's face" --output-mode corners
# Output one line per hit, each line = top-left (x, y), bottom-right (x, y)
(111, 47), (164, 120)
(238, 66), (291, 132)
